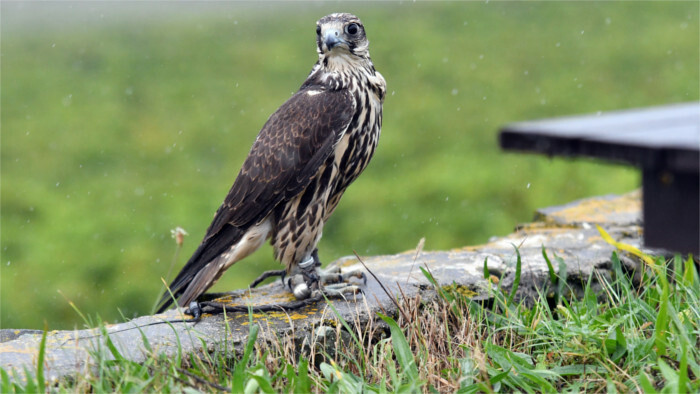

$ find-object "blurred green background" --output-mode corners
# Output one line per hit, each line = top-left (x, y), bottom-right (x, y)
(2, 2), (697, 330)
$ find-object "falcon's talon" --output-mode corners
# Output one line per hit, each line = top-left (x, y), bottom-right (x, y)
(320, 268), (366, 286)
(320, 284), (364, 299)
(249, 269), (287, 288)
(302, 270), (320, 286)
(186, 301), (203, 322)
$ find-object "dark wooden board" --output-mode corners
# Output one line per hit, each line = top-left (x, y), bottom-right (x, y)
(499, 102), (699, 254)
(500, 102), (699, 172)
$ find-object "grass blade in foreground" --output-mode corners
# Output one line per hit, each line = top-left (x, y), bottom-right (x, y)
(377, 312), (420, 386)
(507, 245), (522, 306)
(232, 310), (260, 393)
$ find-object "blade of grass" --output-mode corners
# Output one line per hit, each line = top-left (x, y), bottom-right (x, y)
(232, 311), (259, 393)
(507, 245), (522, 306)
(354, 250), (412, 323)
(99, 324), (126, 363)
(597, 225), (654, 267)
(0, 368), (11, 392)
(296, 357), (311, 393)
(377, 312), (419, 383)
(483, 256), (490, 280)
(319, 293), (369, 374)
(420, 266), (455, 304)
(36, 323), (48, 392)
(655, 269), (670, 356)
(678, 347), (689, 393)
(460, 370), (508, 394)
(657, 359), (679, 392)
(23, 366), (38, 393)
(541, 245), (557, 285)
(248, 372), (275, 393)
(556, 254), (568, 303)
(682, 255), (699, 288)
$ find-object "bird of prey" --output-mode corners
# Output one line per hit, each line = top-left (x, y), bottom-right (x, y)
(157, 13), (386, 313)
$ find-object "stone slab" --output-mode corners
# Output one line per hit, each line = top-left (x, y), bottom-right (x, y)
(0, 191), (645, 385)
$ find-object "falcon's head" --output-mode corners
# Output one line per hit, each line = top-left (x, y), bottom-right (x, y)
(315, 13), (370, 61)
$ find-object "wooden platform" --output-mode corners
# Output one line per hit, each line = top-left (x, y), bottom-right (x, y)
(500, 102), (699, 254)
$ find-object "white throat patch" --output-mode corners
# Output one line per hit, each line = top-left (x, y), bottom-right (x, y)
(326, 52), (364, 73)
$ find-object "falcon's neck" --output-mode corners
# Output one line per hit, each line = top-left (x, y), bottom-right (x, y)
(302, 52), (384, 100)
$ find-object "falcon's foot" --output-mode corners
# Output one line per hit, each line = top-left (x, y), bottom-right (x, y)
(288, 259), (366, 300)
(182, 261), (366, 322)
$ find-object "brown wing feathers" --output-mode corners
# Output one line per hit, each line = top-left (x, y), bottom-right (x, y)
(156, 88), (353, 312)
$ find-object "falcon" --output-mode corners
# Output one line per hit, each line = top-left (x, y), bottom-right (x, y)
(157, 13), (386, 313)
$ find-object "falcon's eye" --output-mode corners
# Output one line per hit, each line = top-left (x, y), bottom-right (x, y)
(316, 25), (321, 36)
(345, 23), (359, 35)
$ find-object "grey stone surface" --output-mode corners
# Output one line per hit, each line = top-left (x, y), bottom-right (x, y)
(0, 191), (645, 385)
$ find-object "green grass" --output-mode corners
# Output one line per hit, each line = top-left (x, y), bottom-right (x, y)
(3, 248), (698, 392)
(1, 2), (698, 330)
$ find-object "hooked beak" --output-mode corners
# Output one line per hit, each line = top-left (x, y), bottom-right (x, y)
(322, 28), (346, 51)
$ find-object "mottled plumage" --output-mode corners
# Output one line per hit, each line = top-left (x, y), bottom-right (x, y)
(157, 13), (385, 312)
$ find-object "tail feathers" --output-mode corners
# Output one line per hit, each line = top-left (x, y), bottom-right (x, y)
(156, 224), (245, 313)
